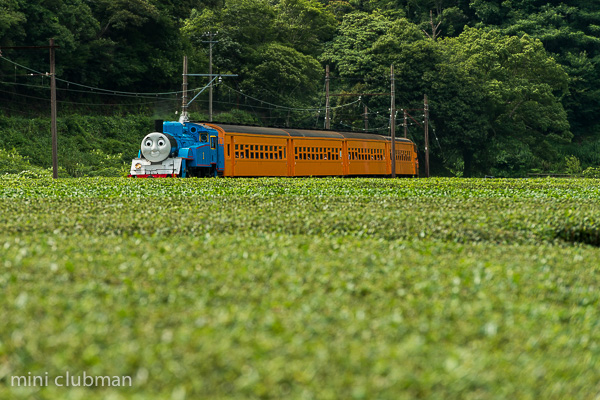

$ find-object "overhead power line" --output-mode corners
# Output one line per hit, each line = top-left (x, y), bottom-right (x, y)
(0, 55), (194, 96)
(221, 83), (361, 112)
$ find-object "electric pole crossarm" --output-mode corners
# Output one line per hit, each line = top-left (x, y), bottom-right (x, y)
(184, 74), (238, 77)
(186, 75), (220, 107)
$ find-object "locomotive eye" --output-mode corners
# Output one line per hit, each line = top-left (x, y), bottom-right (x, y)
(158, 139), (166, 147)
(145, 140), (153, 147)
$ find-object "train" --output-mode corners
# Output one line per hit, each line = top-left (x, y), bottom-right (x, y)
(129, 120), (419, 178)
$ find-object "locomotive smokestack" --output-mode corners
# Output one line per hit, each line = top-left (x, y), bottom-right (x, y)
(154, 120), (164, 133)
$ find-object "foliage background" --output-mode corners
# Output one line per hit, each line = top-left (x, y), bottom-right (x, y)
(1, 0), (600, 176)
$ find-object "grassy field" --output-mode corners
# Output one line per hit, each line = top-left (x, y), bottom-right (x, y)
(1, 177), (599, 399)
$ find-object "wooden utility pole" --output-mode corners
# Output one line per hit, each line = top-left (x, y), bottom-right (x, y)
(325, 65), (330, 129)
(181, 55), (188, 121)
(49, 39), (58, 179)
(208, 36), (214, 122)
(390, 65), (396, 178)
(364, 105), (368, 131)
(403, 109), (408, 139)
(1, 41), (60, 178)
(424, 94), (430, 178)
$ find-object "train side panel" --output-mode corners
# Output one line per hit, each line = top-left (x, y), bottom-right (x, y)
(225, 133), (288, 177)
(347, 139), (388, 176)
(292, 139), (344, 177)
(395, 142), (418, 176)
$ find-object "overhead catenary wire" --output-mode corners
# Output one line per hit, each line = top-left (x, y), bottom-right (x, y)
(1, 54), (426, 132)
(221, 83), (362, 112)
(0, 55), (196, 96)
(0, 88), (179, 107)
(0, 81), (188, 101)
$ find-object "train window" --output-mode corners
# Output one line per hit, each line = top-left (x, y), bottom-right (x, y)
(227, 144), (230, 157)
(283, 148), (286, 158)
(245, 149), (249, 158)
(235, 144), (239, 150)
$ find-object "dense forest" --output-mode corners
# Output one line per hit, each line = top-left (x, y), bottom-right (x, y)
(1, 0), (599, 177)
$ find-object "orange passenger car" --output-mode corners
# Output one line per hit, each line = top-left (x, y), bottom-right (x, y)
(207, 123), (419, 177)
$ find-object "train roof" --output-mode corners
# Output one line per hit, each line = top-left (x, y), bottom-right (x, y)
(202, 123), (414, 143)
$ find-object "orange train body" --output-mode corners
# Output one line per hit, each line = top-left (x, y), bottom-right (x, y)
(207, 123), (419, 177)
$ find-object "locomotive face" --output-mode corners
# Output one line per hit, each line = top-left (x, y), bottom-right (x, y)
(141, 132), (172, 163)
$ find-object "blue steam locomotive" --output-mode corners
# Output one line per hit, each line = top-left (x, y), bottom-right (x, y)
(129, 120), (224, 178)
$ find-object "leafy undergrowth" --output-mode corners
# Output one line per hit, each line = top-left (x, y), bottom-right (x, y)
(1, 177), (600, 399)
(1, 176), (599, 245)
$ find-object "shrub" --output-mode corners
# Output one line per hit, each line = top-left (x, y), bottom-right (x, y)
(582, 166), (600, 178)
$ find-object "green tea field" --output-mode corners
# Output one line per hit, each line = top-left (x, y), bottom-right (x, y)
(1, 177), (599, 399)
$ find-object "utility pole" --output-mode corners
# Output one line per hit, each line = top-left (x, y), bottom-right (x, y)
(1, 41), (60, 178)
(364, 105), (368, 131)
(181, 55), (188, 122)
(325, 64), (330, 129)
(390, 65), (396, 178)
(424, 94), (430, 178)
(49, 39), (58, 179)
(404, 109), (408, 139)
(202, 32), (219, 122)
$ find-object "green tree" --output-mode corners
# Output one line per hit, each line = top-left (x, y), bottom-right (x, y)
(273, 0), (337, 56)
(182, 0), (324, 113)
(0, 0), (25, 41)
(243, 42), (322, 104)
(438, 28), (571, 175)
(321, 11), (397, 77)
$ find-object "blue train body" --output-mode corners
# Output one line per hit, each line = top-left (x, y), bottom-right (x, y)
(129, 120), (224, 177)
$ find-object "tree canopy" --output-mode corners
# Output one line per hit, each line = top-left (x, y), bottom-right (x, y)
(1, 0), (599, 176)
